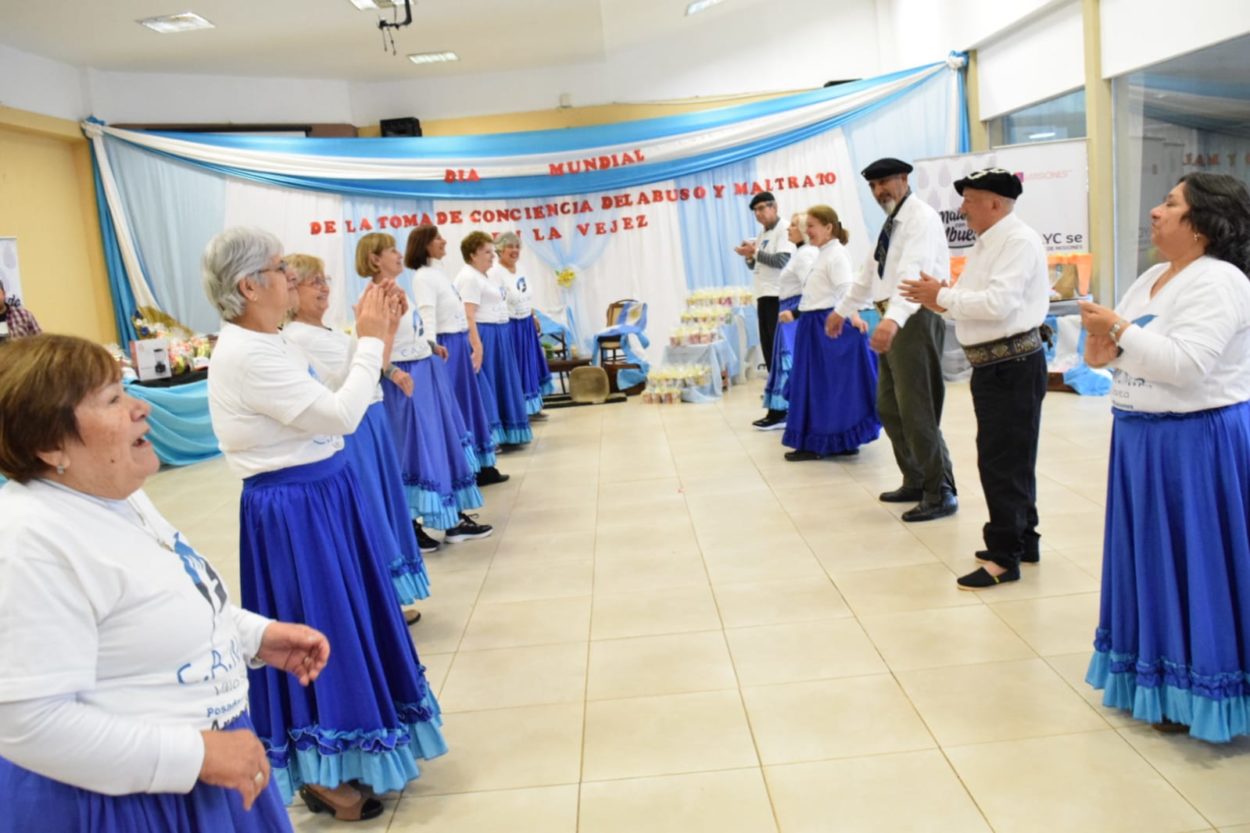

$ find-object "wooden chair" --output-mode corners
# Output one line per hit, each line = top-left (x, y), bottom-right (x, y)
(597, 298), (640, 364)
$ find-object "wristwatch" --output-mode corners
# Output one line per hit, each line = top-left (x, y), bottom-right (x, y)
(1108, 319), (1127, 344)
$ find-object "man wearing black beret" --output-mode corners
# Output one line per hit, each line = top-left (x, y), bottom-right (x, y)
(827, 157), (957, 522)
(735, 191), (794, 389)
(900, 167), (1049, 589)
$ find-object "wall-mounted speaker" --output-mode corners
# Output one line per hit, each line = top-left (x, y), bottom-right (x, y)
(380, 117), (423, 137)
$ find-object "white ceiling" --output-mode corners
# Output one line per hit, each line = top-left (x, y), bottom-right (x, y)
(0, 0), (727, 82)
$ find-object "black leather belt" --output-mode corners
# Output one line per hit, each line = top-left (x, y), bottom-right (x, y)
(962, 327), (1043, 368)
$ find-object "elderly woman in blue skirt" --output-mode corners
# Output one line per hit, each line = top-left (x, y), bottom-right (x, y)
(488, 232), (553, 418)
(354, 233), (492, 546)
(755, 212), (820, 431)
(203, 227), (447, 821)
(455, 231), (533, 447)
(408, 225), (511, 487)
(0, 334), (330, 833)
(283, 254), (434, 616)
(782, 205), (881, 461)
(1079, 172), (1250, 742)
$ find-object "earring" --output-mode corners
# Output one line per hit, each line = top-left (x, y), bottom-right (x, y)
(56, 463), (65, 475)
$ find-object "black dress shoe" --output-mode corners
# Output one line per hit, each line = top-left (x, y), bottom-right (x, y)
(476, 466), (510, 486)
(956, 564), (1020, 589)
(784, 450), (822, 462)
(879, 486), (924, 503)
(976, 549), (1040, 564)
(753, 410), (788, 431)
(901, 492), (958, 522)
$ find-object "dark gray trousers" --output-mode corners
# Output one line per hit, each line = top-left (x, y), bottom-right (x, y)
(876, 308), (955, 503)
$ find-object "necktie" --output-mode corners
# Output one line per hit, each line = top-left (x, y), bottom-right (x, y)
(874, 216), (895, 279)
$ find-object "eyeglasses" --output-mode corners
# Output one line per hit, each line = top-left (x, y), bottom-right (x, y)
(257, 261), (290, 276)
(304, 275), (332, 288)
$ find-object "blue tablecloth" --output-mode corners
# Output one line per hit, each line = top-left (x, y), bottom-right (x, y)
(127, 379), (221, 466)
(661, 340), (735, 403)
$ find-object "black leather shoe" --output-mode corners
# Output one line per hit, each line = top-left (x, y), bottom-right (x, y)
(901, 492), (958, 522)
(753, 410), (788, 431)
(476, 466), (510, 486)
(976, 550), (1040, 564)
(784, 450), (821, 462)
(956, 564), (1021, 589)
(879, 486), (924, 503)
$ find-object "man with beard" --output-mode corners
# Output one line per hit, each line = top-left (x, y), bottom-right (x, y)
(827, 158), (956, 522)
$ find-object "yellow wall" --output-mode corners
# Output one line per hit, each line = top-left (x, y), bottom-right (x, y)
(0, 107), (116, 343)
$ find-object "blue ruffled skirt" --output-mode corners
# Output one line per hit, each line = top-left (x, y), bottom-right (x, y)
(1086, 402), (1250, 742)
(478, 321), (533, 445)
(239, 454), (447, 801)
(382, 358), (484, 531)
(763, 295), (801, 411)
(437, 331), (499, 467)
(781, 307), (881, 455)
(0, 712), (291, 833)
(510, 316), (553, 414)
(343, 402), (430, 602)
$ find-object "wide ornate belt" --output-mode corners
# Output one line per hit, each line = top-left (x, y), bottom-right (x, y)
(962, 327), (1043, 368)
(873, 300), (889, 316)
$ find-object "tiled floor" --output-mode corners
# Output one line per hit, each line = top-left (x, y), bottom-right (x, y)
(146, 377), (1250, 832)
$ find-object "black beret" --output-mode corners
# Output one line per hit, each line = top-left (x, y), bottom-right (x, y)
(954, 167), (1023, 199)
(749, 191), (776, 208)
(860, 157), (913, 181)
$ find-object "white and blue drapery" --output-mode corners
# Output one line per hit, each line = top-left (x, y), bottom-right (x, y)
(85, 55), (968, 354)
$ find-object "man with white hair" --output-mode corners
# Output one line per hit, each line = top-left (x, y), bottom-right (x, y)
(901, 168), (1049, 589)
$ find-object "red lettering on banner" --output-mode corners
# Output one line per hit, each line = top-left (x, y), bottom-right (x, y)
(577, 223), (590, 236)
(621, 216), (635, 230)
(310, 222), (323, 235)
(325, 220), (337, 233)
(595, 222), (608, 235)
(733, 182), (749, 195)
(359, 217), (373, 230)
(548, 149), (646, 176)
(637, 214), (649, 228)
(444, 170), (457, 182)
(444, 169), (480, 182)
(802, 175), (815, 188)
(345, 220), (357, 233)
(402, 214), (419, 227)
(637, 191), (651, 205)
(713, 184), (725, 198)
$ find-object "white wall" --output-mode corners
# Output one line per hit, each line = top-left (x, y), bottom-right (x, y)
(84, 70), (354, 124)
(1101, 0), (1250, 78)
(353, 0), (882, 124)
(977, 0), (1084, 119)
(0, 44), (86, 121)
(876, 0), (1065, 72)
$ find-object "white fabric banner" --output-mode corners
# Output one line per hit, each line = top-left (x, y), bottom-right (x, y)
(0, 237), (21, 301)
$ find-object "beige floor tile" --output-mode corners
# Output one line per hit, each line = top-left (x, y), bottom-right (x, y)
(477, 559), (593, 603)
(702, 547), (826, 585)
(459, 596), (591, 650)
(579, 768), (777, 833)
(593, 553), (709, 594)
(439, 643), (587, 712)
(408, 703), (583, 795)
(419, 652), (454, 699)
(1119, 726), (1250, 827)
(741, 675), (936, 765)
(765, 750), (992, 833)
(809, 527), (940, 573)
(947, 730), (1208, 833)
(389, 785), (578, 833)
(1043, 652), (1138, 729)
(858, 605), (1036, 671)
(590, 584), (722, 639)
(1035, 509), (1107, 551)
(713, 577), (852, 628)
(989, 592), (1101, 656)
(596, 519), (701, 559)
(289, 797), (397, 831)
(505, 506), (598, 535)
(489, 530), (596, 565)
(832, 562), (980, 615)
(725, 619), (886, 686)
(582, 690), (758, 781)
(897, 658), (1110, 745)
(409, 599), (475, 654)
(587, 630), (736, 700)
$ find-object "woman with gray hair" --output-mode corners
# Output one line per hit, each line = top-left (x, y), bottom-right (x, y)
(488, 232), (552, 418)
(203, 227), (448, 821)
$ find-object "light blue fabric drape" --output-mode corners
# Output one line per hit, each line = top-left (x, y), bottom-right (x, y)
(125, 380), (220, 465)
(337, 196), (435, 300)
(89, 142), (135, 346)
(675, 159), (758, 291)
(105, 138), (228, 334)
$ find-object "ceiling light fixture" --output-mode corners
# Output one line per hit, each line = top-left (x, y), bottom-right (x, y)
(346, 0), (405, 9)
(1027, 131), (1057, 140)
(408, 51), (458, 65)
(686, 0), (726, 16)
(137, 12), (214, 34)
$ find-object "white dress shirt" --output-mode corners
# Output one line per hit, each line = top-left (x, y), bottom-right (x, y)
(208, 322), (383, 478)
(798, 240), (854, 312)
(777, 244), (820, 301)
(835, 193), (950, 327)
(936, 211), (1049, 346)
(751, 221), (796, 300)
(1108, 256), (1250, 413)
(414, 264), (468, 336)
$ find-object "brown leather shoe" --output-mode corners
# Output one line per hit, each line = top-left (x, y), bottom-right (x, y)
(300, 784), (384, 821)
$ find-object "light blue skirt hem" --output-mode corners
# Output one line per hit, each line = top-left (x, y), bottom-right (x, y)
(499, 425), (534, 445)
(1086, 650), (1250, 743)
(525, 394), (544, 415)
(389, 560), (431, 604)
(403, 484), (462, 531)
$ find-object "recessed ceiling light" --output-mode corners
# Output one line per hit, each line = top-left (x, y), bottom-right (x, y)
(347, 0), (406, 9)
(408, 51), (459, 65)
(686, 0), (726, 16)
(137, 12), (214, 34)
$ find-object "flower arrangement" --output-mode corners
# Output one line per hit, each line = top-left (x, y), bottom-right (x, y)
(555, 267), (577, 288)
